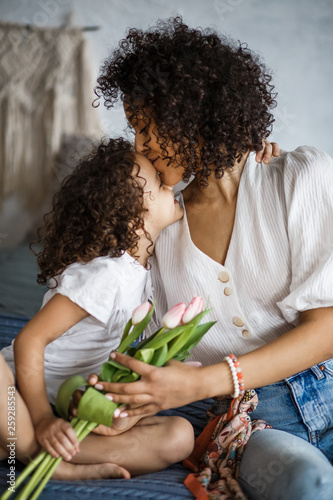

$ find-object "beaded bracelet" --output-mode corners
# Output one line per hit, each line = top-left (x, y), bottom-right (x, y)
(229, 354), (245, 393)
(223, 354), (244, 398)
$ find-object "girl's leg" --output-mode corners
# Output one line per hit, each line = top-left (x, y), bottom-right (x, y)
(0, 353), (39, 462)
(0, 354), (129, 479)
(71, 415), (195, 476)
(238, 429), (333, 500)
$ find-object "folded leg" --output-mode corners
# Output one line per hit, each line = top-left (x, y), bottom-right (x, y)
(238, 428), (333, 500)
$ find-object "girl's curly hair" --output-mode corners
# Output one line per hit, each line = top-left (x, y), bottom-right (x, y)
(95, 16), (277, 185)
(35, 137), (149, 286)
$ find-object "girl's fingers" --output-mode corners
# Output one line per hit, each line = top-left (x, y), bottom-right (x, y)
(48, 423), (79, 460)
(64, 424), (80, 452)
(45, 443), (60, 459)
(50, 439), (73, 461)
(72, 389), (83, 407)
(52, 435), (77, 461)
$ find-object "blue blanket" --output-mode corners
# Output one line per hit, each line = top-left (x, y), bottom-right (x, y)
(0, 314), (212, 499)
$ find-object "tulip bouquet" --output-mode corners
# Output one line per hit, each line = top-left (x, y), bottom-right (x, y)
(1, 297), (215, 500)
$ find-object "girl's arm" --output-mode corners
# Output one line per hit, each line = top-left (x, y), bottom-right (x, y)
(90, 306), (333, 417)
(14, 293), (89, 460)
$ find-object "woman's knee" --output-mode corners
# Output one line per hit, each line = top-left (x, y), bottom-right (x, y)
(278, 460), (333, 500)
(239, 429), (333, 500)
(241, 461), (333, 500)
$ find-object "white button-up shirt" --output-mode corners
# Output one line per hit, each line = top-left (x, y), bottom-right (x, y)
(150, 147), (333, 366)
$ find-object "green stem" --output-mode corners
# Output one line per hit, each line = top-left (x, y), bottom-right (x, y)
(70, 417), (79, 428)
(72, 418), (90, 438)
(30, 420), (98, 500)
(117, 304), (155, 353)
(119, 318), (133, 346)
(0, 450), (47, 500)
(15, 454), (53, 500)
(29, 457), (62, 500)
(14, 420), (98, 500)
(11, 420), (81, 500)
(77, 421), (98, 442)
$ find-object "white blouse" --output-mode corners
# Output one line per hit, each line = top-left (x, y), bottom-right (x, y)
(150, 147), (333, 366)
(2, 252), (152, 404)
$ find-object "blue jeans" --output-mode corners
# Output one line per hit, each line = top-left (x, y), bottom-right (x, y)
(212, 358), (333, 499)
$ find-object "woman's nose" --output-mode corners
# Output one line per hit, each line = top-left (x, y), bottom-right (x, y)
(135, 132), (146, 154)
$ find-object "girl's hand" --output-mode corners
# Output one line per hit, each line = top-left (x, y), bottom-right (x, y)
(35, 415), (79, 461)
(256, 140), (280, 164)
(88, 353), (205, 419)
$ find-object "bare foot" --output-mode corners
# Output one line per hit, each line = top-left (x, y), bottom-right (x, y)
(52, 461), (131, 480)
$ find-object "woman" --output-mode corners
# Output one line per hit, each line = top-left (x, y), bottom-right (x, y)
(91, 17), (333, 499)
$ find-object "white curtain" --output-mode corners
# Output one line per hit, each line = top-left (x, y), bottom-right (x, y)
(0, 21), (101, 209)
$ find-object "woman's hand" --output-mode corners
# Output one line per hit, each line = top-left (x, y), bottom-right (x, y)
(88, 353), (205, 418)
(91, 409), (142, 436)
(256, 140), (280, 164)
(34, 415), (79, 461)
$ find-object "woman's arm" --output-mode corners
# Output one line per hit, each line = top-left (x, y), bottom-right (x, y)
(91, 306), (333, 417)
(14, 293), (88, 459)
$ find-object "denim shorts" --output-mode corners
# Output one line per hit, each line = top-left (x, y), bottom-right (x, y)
(211, 358), (333, 462)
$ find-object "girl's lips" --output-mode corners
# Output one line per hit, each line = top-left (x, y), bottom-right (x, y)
(174, 199), (179, 204)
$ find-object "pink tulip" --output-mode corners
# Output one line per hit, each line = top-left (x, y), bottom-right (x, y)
(182, 296), (204, 324)
(132, 302), (152, 325)
(162, 303), (186, 329)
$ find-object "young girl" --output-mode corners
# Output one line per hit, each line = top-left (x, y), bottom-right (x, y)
(0, 137), (194, 480)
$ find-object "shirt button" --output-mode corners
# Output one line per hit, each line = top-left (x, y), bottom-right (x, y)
(233, 316), (245, 327)
(218, 271), (229, 283)
(242, 329), (251, 338)
(224, 287), (232, 296)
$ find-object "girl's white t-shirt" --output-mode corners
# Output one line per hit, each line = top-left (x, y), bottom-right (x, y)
(149, 146), (333, 366)
(2, 252), (152, 404)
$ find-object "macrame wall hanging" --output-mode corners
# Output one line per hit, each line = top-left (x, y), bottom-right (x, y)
(0, 21), (102, 210)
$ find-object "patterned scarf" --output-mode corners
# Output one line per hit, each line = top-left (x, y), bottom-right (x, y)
(184, 390), (272, 499)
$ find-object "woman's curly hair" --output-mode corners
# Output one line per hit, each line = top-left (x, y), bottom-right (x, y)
(95, 16), (277, 185)
(35, 137), (149, 286)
